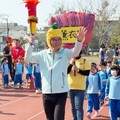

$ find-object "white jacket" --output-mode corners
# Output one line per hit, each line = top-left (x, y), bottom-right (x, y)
(25, 42), (82, 94)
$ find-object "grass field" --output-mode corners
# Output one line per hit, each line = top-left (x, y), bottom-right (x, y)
(84, 55), (100, 64)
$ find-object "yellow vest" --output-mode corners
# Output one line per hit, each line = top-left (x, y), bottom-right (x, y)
(68, 57), (90, 90)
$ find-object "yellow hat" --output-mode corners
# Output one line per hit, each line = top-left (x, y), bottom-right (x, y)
(46, 23), (62, 48)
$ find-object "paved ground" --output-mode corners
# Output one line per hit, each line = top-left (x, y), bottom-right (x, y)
(0, 73), (110, 120)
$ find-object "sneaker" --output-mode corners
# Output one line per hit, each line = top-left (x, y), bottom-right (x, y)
(95, 110), (100, 117)
(36, 89), (41, 94)
(11, 82), (14, 86)
(100, 101), (104, 106)
(14, 85), (17, 89)
(87, 112), (91, 120)
(4, 84), (8, 88)
(19, 85), (23, 89)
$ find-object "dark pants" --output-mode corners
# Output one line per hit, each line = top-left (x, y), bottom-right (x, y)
(12, 64), (16, 82)
(100, 85), (106, 101)
(69, 90), (85, 120)
(34, 73), (41, 90)
(87, 94), (100, 113)
(42, 92), (67, 120)
(8, 62), (13, 80)
(109, 99), (120, 120)
(3, 75), (9, 85)
(14, 74), (22, 85)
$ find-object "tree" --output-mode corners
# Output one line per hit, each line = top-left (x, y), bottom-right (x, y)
(110, 20), (120, 47)
(76, 0), (120, 48)
(45, 0), (70, 26)
(44, 0), (120, 50)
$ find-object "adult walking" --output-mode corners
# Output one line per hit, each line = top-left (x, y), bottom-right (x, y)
(25, 23), (87, 120)
(67, 51), (90, 120)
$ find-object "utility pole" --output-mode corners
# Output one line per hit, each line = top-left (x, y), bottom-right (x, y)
(6, 18), (9, 37)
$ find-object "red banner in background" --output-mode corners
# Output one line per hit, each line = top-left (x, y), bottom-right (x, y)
(50, 11), (95, 49)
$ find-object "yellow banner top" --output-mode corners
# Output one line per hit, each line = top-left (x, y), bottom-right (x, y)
(61, 26), (85, 43)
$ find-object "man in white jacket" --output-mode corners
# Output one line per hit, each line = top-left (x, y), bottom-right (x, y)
(25, 23), (87, 120)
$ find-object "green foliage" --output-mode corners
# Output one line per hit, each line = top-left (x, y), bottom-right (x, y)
(110, 23), (120, 47)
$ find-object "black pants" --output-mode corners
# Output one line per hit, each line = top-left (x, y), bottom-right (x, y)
(42, 92), (67, 120)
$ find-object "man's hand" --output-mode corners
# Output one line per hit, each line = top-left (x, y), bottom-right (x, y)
(75, 27), (87, 42)
(24, 36), (35, 45)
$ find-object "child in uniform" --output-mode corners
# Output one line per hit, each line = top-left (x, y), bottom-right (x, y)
(14, 57), (24, 88)
(98, 62), (108, 106)
(86, 62), (101, 119)
(1, 57), (9, 88)
(33, 63), (42, 94)
(25, 63), (33, 87)
(105, 65), (120, 120)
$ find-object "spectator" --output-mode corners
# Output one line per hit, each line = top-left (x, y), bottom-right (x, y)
(3, 41), (13, 81)
(99, 46), (106, 63)
(11, 38), (25, 82)
(106, 46), (114, 61)
(114, 44), (119, 57)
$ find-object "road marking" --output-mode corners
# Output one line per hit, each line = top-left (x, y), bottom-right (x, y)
(26, 111), (44, 120)
(0, 93), (42, 108)
(91, 101), (108, 119)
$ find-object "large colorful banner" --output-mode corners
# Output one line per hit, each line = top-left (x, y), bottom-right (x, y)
(50, 11), (95, 48)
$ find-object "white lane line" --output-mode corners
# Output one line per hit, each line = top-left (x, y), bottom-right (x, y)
(0, 93), (42, 108)
(26, 111), (44, 120)
(91, 101), (108, 119)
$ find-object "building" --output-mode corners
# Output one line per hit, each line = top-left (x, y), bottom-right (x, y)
(0, 22), (28, 53)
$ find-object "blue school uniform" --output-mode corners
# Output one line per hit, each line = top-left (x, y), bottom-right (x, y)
(106, 67), (111, 77)
(33, 64), (41, 90)
(86, 72), (101, 112)
(98, 70), (108, 101)
(14, 63), (24, 86)
(105, 76), (120, 120)
(25, 63), (33, 80)
(1, 63), (9, 86)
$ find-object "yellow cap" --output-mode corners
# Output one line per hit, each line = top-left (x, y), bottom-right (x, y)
(46, 23), (62, 48)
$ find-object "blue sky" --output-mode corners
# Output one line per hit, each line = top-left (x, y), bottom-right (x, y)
(0, 0), (120, 28)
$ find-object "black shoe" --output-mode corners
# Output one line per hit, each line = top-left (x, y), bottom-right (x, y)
(100, 101), (104, 106)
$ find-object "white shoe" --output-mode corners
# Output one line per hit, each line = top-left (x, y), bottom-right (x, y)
(95, 110), (100, 117)
(36, 89), (41, 94)
(14, 85), (17, 89)
(4, 84), (8, 88)
(87, 112), (91, 120)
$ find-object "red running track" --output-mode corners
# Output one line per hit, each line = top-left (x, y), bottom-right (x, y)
(0, 73), (110, 120)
